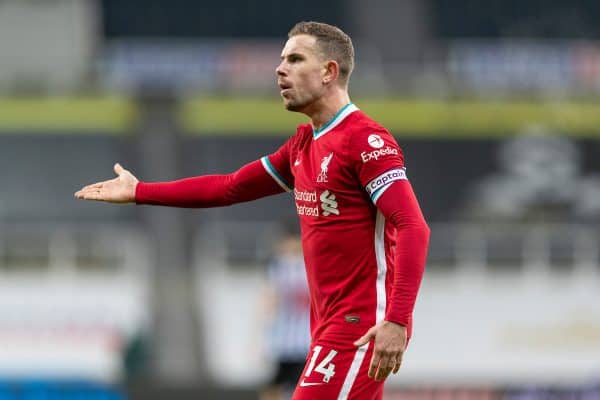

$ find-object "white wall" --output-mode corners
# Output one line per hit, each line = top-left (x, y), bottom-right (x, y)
(0, 0), (98, 92)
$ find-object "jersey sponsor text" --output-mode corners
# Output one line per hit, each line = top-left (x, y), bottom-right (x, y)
(295, 189), (317, 202)
(361, 146), (399, 163)
(295, 188), (340, 217)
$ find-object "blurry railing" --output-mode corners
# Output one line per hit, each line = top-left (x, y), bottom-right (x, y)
(193, 221), (600, 272)
(193, 220), (282, 267)
(0, 223), (150, 275)
(428, 222), (599, 272)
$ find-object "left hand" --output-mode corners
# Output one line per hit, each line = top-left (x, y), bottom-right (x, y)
(353, 320), (407, 381)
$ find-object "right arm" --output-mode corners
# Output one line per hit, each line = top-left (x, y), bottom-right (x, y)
(135, 158), (290, 207)
(75, 141), (294, 207)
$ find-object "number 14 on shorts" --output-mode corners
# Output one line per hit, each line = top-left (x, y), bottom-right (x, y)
(304, 345), (338, 383)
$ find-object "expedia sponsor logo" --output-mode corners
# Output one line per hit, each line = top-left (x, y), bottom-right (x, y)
(361, 146), (398, 163)
(368, 134), (385, 149)
(365, 168), (407, 195)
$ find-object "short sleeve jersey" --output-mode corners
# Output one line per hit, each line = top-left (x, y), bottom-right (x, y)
(261, 103), (409, 344)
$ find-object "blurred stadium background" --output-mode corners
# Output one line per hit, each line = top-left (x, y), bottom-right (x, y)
(0, 0), (599, 399)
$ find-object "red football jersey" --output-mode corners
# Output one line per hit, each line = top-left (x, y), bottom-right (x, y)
(134, 101), (426, 400)
(261, 103), (410, 344)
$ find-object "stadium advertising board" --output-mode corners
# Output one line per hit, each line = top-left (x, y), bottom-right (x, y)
(101, 40), (281, 92)
(449, 41), (600, 92)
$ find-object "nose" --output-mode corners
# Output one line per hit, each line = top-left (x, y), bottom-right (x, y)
(276, 60), (286, 77)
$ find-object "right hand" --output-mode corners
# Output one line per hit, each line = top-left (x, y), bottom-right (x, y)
(74, 163), (139, 203)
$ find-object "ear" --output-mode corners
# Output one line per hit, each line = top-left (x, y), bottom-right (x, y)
(322, 60), (340, 85)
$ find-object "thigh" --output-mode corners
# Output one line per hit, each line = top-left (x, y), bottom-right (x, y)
(292, 342), (383, 400)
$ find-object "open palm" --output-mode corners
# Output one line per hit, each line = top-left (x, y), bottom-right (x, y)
(75, 163), (138, 203)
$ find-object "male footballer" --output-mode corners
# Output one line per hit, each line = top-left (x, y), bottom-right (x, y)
(76, 21), (430, 400)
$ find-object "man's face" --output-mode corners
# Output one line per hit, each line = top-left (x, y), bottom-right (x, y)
(276, 35), (327, 112)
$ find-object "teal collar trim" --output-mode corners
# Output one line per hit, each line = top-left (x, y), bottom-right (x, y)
(312, 103), (359, 140)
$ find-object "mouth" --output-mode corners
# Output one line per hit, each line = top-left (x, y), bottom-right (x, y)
(278, 81), (292, 94)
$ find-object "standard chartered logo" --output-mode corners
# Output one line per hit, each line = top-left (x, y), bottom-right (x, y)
(320, 190), (339, 216)
(295, 188), (340, 217)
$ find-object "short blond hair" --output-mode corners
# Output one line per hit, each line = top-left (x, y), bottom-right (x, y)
(288, 21), (355, 86)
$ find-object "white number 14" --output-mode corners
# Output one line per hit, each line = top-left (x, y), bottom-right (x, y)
(305, 345), (338, 383)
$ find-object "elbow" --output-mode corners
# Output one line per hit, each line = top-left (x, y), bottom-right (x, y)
(416, 217), (430, 247)
(392, 214), (430, 249)
(421, 218), (431, 241)
(405, 214), (430, 247)
(390, 211), (430, 238)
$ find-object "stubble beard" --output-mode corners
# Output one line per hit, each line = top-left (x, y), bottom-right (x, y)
(283, 91), (318, 113)
(285, 100), (303, 112)
(282, 93), (304, 112)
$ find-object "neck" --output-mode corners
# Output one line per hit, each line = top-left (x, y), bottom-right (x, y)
(305, 87), (351, 131)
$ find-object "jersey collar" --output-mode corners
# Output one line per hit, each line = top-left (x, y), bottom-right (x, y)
(312, 103), (359, 140)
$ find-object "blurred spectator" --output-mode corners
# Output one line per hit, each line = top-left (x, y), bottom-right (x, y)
(260, 224), (310, 400)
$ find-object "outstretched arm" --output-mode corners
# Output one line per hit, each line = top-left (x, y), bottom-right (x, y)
(75, 159), (289, 207)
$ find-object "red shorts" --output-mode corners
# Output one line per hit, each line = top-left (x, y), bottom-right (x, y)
(291, 341), (384, 400)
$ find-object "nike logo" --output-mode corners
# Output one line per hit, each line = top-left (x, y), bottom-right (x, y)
(299, 379), (324, 387)
(294, 159), (301, 166)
